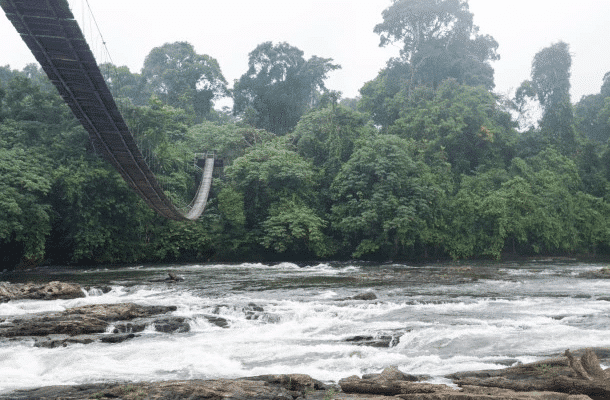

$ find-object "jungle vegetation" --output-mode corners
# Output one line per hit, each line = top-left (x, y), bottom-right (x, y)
(2, 0), (610, 268)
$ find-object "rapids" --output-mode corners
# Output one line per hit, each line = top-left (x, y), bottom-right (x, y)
(1, 260), (610, 393)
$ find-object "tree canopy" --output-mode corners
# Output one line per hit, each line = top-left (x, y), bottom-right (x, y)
(233, 42), (340, 135)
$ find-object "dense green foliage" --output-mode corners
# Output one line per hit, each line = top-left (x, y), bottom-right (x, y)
(3, 0), (610, 268)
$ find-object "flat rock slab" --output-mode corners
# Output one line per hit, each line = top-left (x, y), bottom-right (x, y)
(0, 281), (85, 303)
(448, 348), (610, 400)
(0, 303), (177, 340)
(0, 377), (592, 400)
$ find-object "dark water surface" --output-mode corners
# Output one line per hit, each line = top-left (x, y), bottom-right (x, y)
(1, 260), (610, 392)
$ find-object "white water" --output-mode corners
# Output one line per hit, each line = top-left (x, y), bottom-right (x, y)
(1, 261), (610, 393)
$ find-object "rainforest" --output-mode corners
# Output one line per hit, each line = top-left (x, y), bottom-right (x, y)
(2, 0), (610, 270)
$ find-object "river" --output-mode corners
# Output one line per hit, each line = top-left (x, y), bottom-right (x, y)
(1, 260), (610, 393)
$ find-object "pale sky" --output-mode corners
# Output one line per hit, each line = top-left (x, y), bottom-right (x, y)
(1, 0), (610, 104)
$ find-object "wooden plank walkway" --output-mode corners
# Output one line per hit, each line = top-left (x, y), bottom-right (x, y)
(0, 0), (212, 220)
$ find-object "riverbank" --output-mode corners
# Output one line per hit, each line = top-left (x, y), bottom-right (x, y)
(0, 356), (603, 399)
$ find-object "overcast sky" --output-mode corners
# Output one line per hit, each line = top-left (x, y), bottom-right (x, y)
(1, 0), (610, 104)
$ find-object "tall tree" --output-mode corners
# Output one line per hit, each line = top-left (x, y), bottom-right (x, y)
(517, 42), (576, 151)
(233, 42), (340, 135)
(373, 0), (499, 91)
(142, 42), (228, 121)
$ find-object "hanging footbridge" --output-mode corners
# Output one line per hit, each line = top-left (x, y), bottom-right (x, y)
(0, 0), (213, 221)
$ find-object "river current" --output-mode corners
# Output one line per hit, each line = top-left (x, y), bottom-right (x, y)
(1, 260), (610, 393)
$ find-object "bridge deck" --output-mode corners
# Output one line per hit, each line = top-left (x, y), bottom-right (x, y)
(1, 0), (210, 220)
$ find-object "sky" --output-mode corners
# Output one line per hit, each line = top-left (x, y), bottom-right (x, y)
(1, 0), (610, 104)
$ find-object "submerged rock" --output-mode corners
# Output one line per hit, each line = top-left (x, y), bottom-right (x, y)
(203, 315), (229, 328)
(344, 334), (401, 348)
(0, 281), (85, 303)
(112, 321), (147, 334)
(153, 316), (190, 333)
(150, 272), (184, 282)
(99, 333), (138, 344)
(338, 292), (377, 301)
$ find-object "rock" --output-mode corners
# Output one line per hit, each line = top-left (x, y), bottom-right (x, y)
(0, 314), (108, 337)
(0, 281), (85, 303)
(450, 348), (610, 400)
(204, 315), (229, 328)
(244, 302), (265, 320)
(338, 374), (442, 396)
(112, 321), (147, 334)
(65, 303), (177, 322)
(0, 378), (301, 400)
(339, 369), (591, 399)
(150, 272), (184, 283)
(344, 334), (401, 348)
(84, 285), (112, 295)
(99, 333), (137, 344)
(579, 267), (610, 279)
(337, 292), (377, 301)
(0, 374), (593, 400)
(243, 374), (328, 391)
(33, 334), (98, 348)
(0, 303), (177, 343)
(153, 317), (190, 333)
(380, 366), (419, 382)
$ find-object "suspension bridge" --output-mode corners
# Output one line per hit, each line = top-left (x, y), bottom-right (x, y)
(0, 0), (214, 221)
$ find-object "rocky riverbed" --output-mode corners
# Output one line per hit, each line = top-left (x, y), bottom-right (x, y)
(1, 280), (609, 399)
(3, 262), (610, 398)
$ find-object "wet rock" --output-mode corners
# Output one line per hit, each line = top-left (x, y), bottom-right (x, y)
(244, 374), (328, 391)
(212, 304), (230, 314)
(150, 272), (184, 282)
(65, 303), (177, 322)
(579, 267), (610, 279)
(244, 302), (265, 320)
(0, 373), (593, 400)
(344, 334), (401, 348)
(84, 285), (112, 295)
(0, 281), (85, 303)
(99, 333), (137, 344)
(153, 316), (190, 333)
(33, 334), (98, 348)
(0, 303), (177, 341)
(340, 367), (590, 399)
(449, 348), (610, 400)
(204, 315), (229, 328)
(112, 321), (147, 334)
(339, 373), (444, 396)
(0, 378), (300, 400)
(0, 314), (108, 337)
(338, 292), (377, 301)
